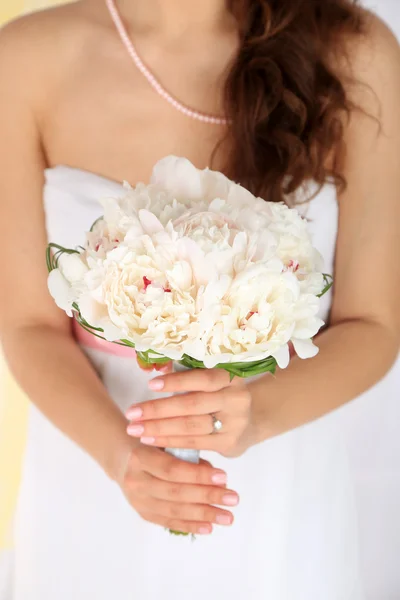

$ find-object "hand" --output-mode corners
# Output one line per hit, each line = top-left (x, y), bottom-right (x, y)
(119, 442), (240, 535)
(126, 369), (257, 458)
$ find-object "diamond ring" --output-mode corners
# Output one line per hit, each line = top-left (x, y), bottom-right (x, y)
(211, 413), (223, 434)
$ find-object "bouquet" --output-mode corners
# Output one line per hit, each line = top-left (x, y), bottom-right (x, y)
(47, 156), (332, 530)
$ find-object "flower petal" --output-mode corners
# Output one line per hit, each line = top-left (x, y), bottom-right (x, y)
(151, 156), (203, 201)
(177, 237), (216, 286)
(138, 209), (165, 235)
(47, 270), (73, 316)
(292, 338), (319, 360)
(58, 253), (88, 284)
(79, 294), (108, 328)
(293, 317), (325, 339)
(101, 320), (125, 342)
(272, 344), (290, 369)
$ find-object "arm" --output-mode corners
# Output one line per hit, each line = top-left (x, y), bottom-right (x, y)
(0, 22), (132, 481)
(250, 15), (400, 440)
(123, 16), (400, 455)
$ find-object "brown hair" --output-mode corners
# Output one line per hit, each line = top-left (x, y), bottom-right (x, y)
(223, 0), (365, 203)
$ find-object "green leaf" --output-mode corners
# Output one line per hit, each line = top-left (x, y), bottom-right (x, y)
(168, 529), (190, 537)
(167, 529), (196, 540)
(317, 273), (333, 298)
(136, 350), (171, 366)
(120, 339), (136, 348)
(177, 355), (277, 379)
(90, 216), (104, 232)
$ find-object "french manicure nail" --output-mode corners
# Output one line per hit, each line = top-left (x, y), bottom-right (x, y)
(126, 407), (143, 420)
(127, 425), (145, 437)
(212, 472), (227, 485)
(140, 436), (156, 445)
(198, 526), (212, 535)
(216, 515), (233, 526)
(148, 379), (165, 391)
(222, 494), (239, 507)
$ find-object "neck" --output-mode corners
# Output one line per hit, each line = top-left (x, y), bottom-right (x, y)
(113, 0), (233, 37)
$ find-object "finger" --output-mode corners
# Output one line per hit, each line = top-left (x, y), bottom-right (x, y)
(199, 458), (225, 486)
(140, 511), (213, 536)
(136, 445), (228, 485)
(127, 414), (215, 439)
(140, 434), (222, 453)
(147, 368), (231, 394)
(199, 458), (226, 486)
(147, 479), (239, 510)
(144, 497), (235, 528)
(126, 391), (221, 422)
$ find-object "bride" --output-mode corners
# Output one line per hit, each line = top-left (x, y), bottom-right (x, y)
(0, 0), (399, 598)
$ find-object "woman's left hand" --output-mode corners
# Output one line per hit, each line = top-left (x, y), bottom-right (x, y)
(125, 369), (258, 458)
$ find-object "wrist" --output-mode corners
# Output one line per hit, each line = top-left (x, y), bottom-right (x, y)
(101, 416), (139, 484)
(248, 377), (280, 444)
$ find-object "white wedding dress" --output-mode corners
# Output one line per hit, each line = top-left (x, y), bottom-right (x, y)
(9, 167), (365, 600)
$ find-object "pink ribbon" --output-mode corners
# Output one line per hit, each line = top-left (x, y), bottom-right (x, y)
(72, 319), (136, 358)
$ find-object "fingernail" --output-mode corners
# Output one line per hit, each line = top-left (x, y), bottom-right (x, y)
(216, 514), (233, 526)
(126, 407), (143, 420)
(222, 494), (239, 507)
(140, 437), (156, 445)
(127, 425), (145, 437)
(198, 526), (212, 535)
(148, 379), (165, 391)
(212, 472), (227, 485)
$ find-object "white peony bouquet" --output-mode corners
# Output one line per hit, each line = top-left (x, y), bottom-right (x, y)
(47, 156), (332, 506)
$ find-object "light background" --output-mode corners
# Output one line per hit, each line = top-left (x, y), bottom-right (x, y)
(0, 1), (399, 597)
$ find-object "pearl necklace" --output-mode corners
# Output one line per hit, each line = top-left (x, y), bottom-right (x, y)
(105, 0), (228, 126)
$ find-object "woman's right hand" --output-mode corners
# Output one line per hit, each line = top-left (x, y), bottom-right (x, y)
(119, 443), (240, 535)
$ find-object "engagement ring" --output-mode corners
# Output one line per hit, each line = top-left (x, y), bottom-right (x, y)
(211, 414), (223, 434)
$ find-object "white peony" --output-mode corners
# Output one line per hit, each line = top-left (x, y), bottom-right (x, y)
(48, 156), (328, 370)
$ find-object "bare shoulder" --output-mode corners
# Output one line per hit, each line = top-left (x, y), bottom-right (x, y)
(0, 2), (105, 104)
(357, 9), (399, 70)
(343, 8), (400, 113)
(0, 3), (86, 54)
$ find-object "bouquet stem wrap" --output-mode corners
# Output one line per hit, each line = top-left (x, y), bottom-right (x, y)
(165, 447), (200, 465)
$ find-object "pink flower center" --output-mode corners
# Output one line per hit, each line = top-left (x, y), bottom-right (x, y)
(143, 276), (152, 291)
(142, 276), (171, 293)
(288, 260), (299, 272)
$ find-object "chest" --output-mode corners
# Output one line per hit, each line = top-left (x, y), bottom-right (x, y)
(40, 27), (228, 184)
